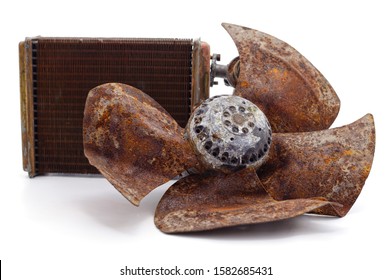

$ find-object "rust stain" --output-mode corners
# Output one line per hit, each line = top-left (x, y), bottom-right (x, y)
(155, 168), (330, 233)
(240, 81), (249, 88)
(257, 114), (376, 217)
(80, 23), (376, 233)
(83, 83), (200, 206)
(344, 149), (354, 156)
(222, 23), (341, 133)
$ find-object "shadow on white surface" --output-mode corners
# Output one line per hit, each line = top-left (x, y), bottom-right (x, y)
(21, 175), (171, 234)
(175, 215), (340, 241)
(22, 175), (343, 240)
(22, 176), (142, 232)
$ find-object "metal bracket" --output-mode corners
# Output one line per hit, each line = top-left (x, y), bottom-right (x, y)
(210, 54), (239, 87)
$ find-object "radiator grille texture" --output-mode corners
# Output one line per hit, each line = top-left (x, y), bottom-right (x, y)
(32, 38), (193, 175)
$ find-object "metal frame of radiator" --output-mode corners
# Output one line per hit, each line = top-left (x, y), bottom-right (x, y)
(19, 37), (210, 177)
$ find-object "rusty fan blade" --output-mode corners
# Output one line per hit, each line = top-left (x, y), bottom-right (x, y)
(257, 114), (375, 217)
(222, 23), (340, 133)
(155, 168), (330, 233)
(83, 83), (199, 206)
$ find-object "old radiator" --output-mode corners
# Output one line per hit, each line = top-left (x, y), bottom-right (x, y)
(19, 37), (210, 177)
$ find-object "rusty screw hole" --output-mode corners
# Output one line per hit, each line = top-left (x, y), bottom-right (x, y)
(224, 120), (231, 126)
(212, 147), (220, 157)
(223, 111), (230, 117)
(204, 141), (212, 150)
(195, 125), (204, 134)
(241, 155), (249, 164)
(248, 122), (254, 127)
(221, 152), (229, 162)
(232, 126), (239, 133)
(242, 127), (249, 133)
(249, 154), (257, 163)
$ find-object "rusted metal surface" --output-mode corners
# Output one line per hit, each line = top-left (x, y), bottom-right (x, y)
(19, 41), (28, 172)
(155, 168), (330, 233)
(83, 83), (200, 206)
(80, 22), (375, 233)
(186, 95), (272, 172)
(19, 39), (36, 177)
(222, 23), (340, 133)
(20, 37), (195, 176)
(191, 40), (211, 111)
(226, 56), (240, 87)
(257, 114), (376, 217)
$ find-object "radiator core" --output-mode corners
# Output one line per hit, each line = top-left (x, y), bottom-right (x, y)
(20, 37), (208, 176)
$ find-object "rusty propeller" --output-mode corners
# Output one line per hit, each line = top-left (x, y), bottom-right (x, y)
(83, 83), (199, 206)
(83, 83), (374, 233)
(83, 23), (375, 233)
(221, 23), (340, 133)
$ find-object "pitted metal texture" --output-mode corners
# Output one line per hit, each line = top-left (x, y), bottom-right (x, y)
(186, 95), (272, 172)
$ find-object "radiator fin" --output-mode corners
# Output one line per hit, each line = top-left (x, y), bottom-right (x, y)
(33, 38), (193, 174)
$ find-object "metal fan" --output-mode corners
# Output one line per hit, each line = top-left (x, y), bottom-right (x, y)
(83, 23), (375, 233)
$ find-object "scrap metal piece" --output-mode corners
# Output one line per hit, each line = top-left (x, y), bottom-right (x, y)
(257, 114), (375, 217)
(83, 83), (200, 206)
(155, 168), (330, 233)
(186, 95), (272, 172)
(222, 23), (340, 133)
(20, 37), (197, 177)
(191, 40), (211, 110)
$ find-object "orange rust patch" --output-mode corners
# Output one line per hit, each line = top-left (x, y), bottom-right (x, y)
(240, 81), (249, 88)
(344, 149), (354, 156)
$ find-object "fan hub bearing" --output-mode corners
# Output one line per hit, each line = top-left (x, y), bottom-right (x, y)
(186, 95), (272, 172)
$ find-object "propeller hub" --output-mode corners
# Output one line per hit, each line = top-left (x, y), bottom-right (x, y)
(187, 95), (272, 172)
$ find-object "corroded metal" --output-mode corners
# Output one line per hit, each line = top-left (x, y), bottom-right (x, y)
(257, 114), (376, 217)
(226, 56), (240, 87)
(222, 23), (341, 133)
(19, 40), (36, 177)
(83, 83), (200, 206)
(21, 37), (197, 176)
(210, 55), (240, 87)
(191, 40), (211, 110)
(155, 168), (330, 233)
(186, 95), (272, 172)
(80, 22), (376, 233)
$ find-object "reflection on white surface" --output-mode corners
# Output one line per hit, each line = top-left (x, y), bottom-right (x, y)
(22, 176), (175, 235)
(20, 174), (340, 239)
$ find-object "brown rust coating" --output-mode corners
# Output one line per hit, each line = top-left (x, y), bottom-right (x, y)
(83, 83), (199, 206)
(19, 40), (36, 177)
(155, 168), (330, 233)
(257, 114), (375, 217)
(191, 40), (210, 110)
(222, 23), (340, 133)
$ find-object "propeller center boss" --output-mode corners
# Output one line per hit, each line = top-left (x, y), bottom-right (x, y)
(186, 95), (272, 172)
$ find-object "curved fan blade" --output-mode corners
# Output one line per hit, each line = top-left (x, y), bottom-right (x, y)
(155, 168), (330, 233)
(257, 114), (375, 217)
(83, 83), (199, 206)
(222, 23), (340, 133)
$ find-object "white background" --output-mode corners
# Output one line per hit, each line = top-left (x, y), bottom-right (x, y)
(1, 0), (390, 279)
